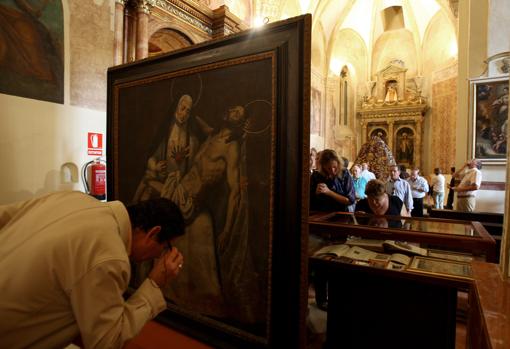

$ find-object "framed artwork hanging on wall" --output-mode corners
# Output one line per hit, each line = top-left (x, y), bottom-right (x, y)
(469, 76), (509, 164)
(107, 15), (311, 349)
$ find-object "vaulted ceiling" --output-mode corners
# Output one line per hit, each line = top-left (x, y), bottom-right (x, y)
(212, 0), (458, 77)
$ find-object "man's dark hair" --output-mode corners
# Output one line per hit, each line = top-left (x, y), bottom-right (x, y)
(126, 198), (185, 243)
(365, 179), (386, 197)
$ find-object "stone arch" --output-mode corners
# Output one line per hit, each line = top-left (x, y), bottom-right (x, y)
(148, 28), (193, 57)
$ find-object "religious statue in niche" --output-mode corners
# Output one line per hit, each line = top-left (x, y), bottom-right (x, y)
(370, 128), (387, 144)
(384, 81), (398, 103)
(396, 128), (414, 164)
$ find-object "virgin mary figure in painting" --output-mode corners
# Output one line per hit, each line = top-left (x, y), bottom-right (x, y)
(132, 94), (209, 202)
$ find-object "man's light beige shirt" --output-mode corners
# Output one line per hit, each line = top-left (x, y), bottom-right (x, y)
(0, 191), (166, 349)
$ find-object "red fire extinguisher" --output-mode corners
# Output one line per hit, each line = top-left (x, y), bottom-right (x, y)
(82, 158), (107, 200)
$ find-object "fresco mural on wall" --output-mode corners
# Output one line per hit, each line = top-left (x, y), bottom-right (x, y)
(0, 0), (64, 103)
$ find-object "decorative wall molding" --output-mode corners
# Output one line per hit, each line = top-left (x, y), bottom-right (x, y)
(155, 0), (213, 34)
(480, 181), (506, 191)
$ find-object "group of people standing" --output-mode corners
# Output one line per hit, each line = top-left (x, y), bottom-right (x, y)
(309, 148), (483, 216)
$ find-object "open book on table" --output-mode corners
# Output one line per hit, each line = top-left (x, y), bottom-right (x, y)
(313, 244), (412, 269)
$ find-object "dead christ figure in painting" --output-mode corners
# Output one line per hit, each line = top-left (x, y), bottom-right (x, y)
(161, 105), (263, 325)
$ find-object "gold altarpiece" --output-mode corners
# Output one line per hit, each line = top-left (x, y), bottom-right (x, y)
(358, 61), (428, 169)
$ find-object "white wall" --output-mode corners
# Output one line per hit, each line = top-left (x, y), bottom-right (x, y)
(0, 93), (106, 204)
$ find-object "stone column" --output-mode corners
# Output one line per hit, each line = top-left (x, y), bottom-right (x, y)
(415, 115), (423, 169)
(361, 121), (367, 144)
(114, 0), (127, 65)
(135, 0), (155, 60)
(124, 3), (136, 62)
(388, 120), (394, 151)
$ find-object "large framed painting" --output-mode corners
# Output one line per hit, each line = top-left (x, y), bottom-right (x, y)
(107, 15), (310, 349)
(469, 76), (509, 164)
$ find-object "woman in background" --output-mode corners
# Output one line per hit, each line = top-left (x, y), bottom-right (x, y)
(310, 149), (355, 212)
(310, 149), (355, 311)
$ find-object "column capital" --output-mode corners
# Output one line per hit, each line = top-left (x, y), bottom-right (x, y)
(136, 0), (156, 14)
(115, 0), (128, 6)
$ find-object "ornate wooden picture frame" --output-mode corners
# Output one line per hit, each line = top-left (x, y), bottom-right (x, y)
(469, 76), (509, 164)
(107, 15), (310, 349)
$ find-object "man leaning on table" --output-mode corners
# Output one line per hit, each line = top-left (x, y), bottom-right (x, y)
(0, 191), (185, 349)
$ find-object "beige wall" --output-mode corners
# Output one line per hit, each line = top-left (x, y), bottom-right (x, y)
(69, 0), (114, 110)
(0, 94), (106, 204)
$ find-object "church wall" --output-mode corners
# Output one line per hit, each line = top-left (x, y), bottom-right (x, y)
(310, 69), (326, 151)
(430, 69), (457, 176)
(310, 23), (326, 151)
(328, 29), (367, 161)
(456, 0), (488, 167)
(487, 0), (510, 58)
(421, 11), (458, 176)
(69, 0), (114, 110)
(371, 29), (417, 78)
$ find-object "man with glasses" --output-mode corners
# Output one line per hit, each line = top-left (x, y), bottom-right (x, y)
(0, 191), (185, 349)
(385, 165), (413, 216)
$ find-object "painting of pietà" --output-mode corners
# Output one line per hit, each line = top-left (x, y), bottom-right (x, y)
(0, 0), (64, 103)
(113, 54), (274, 338)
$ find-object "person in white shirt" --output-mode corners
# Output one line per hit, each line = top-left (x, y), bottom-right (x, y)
(431, 168), (446, 209)
(0, 191), (185, 349)
(407, 168), (429, 217)
(360, 162), (376, 181)
(452, 159), (483, 212)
